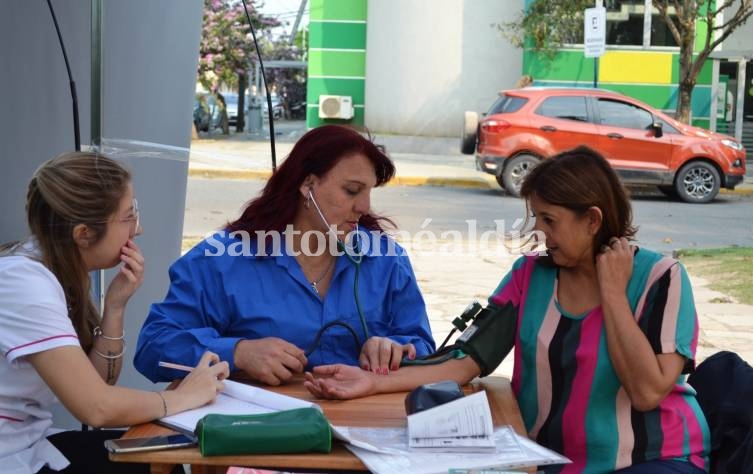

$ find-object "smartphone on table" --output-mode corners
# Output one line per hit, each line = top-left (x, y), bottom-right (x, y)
(104, 433), (197, 453)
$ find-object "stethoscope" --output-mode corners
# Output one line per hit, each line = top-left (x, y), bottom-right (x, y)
(303, 189), (369, 357)
(305, 189), (451, 367)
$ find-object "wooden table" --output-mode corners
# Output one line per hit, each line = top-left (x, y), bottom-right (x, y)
(111, 376), (528, 474)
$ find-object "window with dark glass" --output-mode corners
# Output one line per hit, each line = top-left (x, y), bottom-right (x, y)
(655, 116), (680, 134)
(535, 96), (589, 122)
(650, 13), (679, 47)
(597, 99), (654, 130)
(566, 1), (680, 48)
(487, 95), (528, 115)
(605, 0), (644, 46)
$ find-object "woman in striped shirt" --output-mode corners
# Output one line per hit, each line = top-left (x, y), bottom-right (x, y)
(305, 146), (711, 473)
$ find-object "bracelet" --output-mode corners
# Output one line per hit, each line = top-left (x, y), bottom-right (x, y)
(93, 326), (124, 341)
(156, 391), (168, 418)
(92, 343), (126, 359)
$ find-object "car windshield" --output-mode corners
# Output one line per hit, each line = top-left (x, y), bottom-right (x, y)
(224, 94), (238, 106)
(487, 94), (528, 115)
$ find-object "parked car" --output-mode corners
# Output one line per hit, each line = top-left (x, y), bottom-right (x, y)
(223, 93), (250, 126)
(193, 93), (222, 132)
(461, 87), (747, 203)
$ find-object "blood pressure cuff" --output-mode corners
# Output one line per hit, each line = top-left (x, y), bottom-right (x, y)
(195, 407), (332, 456)
(454, 302), (517, 377)
(405, 380), (465, 415)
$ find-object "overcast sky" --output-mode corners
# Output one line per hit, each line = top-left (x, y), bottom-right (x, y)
(257, 0), (309, 39)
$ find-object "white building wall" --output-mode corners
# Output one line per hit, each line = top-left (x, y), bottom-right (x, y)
(365, 0), (523, 137)
(723, 16), (753, 51)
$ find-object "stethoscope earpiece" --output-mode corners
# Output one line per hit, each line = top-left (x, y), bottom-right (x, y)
(307, 188), (362, 263)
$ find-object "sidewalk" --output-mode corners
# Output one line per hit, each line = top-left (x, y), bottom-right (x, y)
(187, 128), (753, 372)
(189, 125), (753, 195)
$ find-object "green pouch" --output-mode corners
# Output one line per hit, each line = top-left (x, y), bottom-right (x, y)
(195, 407), (332, 456)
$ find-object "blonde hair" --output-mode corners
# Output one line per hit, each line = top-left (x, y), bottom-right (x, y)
(24, 152), (131, 350)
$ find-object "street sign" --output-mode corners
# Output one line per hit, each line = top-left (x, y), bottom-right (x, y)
(584, 7), (606, 58)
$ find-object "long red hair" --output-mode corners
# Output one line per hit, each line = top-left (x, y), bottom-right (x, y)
(227, 125), (396, 234)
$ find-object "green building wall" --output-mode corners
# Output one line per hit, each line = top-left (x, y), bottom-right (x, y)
(306, 0), (367, 128)
(523, 6), (715, 129)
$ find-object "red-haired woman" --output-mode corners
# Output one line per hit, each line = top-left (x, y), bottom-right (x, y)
(135, 125), (435, 386)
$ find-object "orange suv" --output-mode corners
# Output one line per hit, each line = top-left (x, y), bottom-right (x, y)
(461, 87), (746, 203)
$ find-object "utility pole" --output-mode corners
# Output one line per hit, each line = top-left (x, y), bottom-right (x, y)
(288, 0), (307, 44)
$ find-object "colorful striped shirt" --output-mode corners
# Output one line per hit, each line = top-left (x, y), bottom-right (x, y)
(490, 249), (710, 473)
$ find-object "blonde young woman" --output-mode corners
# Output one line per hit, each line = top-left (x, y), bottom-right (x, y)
(0, 152), (228, 474)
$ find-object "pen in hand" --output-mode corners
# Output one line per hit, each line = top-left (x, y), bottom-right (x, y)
(159, 360), (228, 384)
(158, 361), (195, 373)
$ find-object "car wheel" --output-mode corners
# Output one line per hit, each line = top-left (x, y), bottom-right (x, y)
(674, 161), (720, 203)
(657, 185), (678, 199)
(460, 111), (478, 155)
(502, 154), (540, 197)
(495, 174), (506, 190)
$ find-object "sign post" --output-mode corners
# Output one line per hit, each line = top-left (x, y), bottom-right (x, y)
(584, 6), (606, 88)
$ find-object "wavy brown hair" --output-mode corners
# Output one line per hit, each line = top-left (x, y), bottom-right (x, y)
(519, 146), (637, 264)
(20, 152), (130, 351)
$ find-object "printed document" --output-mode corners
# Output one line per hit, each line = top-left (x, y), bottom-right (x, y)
(407, 391), (495, 450)
(339, 426), (570, 474)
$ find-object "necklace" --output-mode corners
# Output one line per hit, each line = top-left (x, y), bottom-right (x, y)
(308, 257), (334, 296)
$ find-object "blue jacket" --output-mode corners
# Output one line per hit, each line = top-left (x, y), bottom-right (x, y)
(134, 231), (435, 382)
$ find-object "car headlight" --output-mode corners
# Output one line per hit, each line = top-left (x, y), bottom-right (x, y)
(721, 139), (743, 151)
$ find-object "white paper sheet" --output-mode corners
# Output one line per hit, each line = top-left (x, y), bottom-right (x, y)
(407, 391), (495, 450)
(339, 426), (570, 474)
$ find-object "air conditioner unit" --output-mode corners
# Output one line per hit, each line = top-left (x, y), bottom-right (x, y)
(318, 95), (354, 119)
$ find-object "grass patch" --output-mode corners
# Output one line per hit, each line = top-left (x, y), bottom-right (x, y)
(675, 247), (753, 306)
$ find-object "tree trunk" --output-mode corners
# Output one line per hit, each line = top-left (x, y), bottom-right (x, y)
(236, 74), (247, 133)
(676, 81), (694, 124)
(674, 17), (696, 124)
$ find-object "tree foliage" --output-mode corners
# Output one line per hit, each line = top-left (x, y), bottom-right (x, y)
(198, 0), (279, 133)
(501, 0), (592, 59)
(502, 0), (753, 124)
(260, 35), (308, 119)
(656, 0), (752, 123)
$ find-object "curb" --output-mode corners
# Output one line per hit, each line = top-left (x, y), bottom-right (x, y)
(391, 175), (495, 189)
(189, 167), (497, 190)
(189, 168), (272, 180)
(720, 187), (753, 196)
(188, 167), (753, 196)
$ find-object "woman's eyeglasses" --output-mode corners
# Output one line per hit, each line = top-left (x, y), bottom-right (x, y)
(117, 198), (140, 233)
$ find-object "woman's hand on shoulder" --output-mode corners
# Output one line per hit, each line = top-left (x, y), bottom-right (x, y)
(359, 336), (415, 374)
(173, 351), (229, 412)
(304, 364), (376, 399)
(105, 239), (145, 311)
(596, 237), (634, 301)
